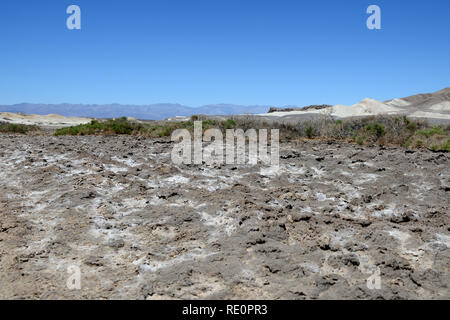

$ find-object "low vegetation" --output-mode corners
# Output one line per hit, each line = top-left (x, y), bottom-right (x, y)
(305, 126), (314, 138)
(0, 122), (40, 134)
(54, 117), (142, 136)
(416, 126), (444, 138)
(54, 117), (239, 138)
(52, 115), (450, 152)
(228, 114), (450, 152)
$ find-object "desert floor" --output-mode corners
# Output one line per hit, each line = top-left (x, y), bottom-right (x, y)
(0, 134), (448, 299)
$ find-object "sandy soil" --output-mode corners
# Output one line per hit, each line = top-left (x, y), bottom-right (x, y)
(0, 134), (448, 299)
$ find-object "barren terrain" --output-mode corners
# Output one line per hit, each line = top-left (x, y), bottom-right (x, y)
(0, 134), (449, 299)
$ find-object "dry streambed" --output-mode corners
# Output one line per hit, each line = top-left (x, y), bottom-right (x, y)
(0, 135), (448, 299)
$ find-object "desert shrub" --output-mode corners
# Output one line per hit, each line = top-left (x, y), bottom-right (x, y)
(55, 117), (142, 136)
(417, 126), (444, 138)
(55, 117), (235, 138)
(442, 139), (450, 151)
(430, 145), (440, 151)
(158, 126), (172, 137)
(403, 137), (411, 148)
(0, 122), (40, 134)
(429, 139), (450, 152)
(365, 123), (386, 138)
(407, 122), (418, 130)
(52, 114), (450, 152)
(224, 119), (237, 130)
(202, 120), (214, 128)
(190, 114), (207, 121)
(402, 115), (410, 125)
(398, 124), (449, 150)
(355, 136), (364, 145)
(305, 126), (314, 138)
(109, 117), (133, 134)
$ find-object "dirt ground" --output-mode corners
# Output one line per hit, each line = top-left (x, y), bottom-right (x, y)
(0, 134), (448, 299)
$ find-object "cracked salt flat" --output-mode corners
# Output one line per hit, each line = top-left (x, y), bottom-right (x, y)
(199, 210), (237, 237)
(135, 248), (217, 272)
(163, 175), (190, 185)
(315, 192), (335, 202)
(354, 173), (379, 185)
(103, 164), (128, 173)
(111, 156), (144, 167)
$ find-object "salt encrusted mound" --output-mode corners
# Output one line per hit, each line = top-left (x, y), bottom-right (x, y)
(0, 112), (92, 127)
(330, 98), (402, 118)
(385, 98), (412, 107)
(429, 101), (450, 112)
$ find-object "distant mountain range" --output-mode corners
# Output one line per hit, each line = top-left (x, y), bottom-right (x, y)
(0, 103), (271, 120)
(1, 88), (448, 121)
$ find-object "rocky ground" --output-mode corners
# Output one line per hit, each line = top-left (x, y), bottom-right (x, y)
(0, 134), (448, 299)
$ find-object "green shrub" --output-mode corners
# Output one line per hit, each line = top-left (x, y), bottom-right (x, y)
(55, 117), (141, 136)
(51, 114), (449, 152)
(430, 145), (440, 151)
(403, 116), (410, 125)
(417, 126), (444, 138)
(202, 120), (214, 128)
(365, 123), (386, 138)
(407, 122), (418, 130)
(0, 123), (39, 134)
(403, 137), (412, 148)
(306, 126), (313, 138)
(355, 136), (364, 145)
(430, 139), (450, 152)
(443, 139), (450, 151)
(158, 126), (172, 137)
(224, 119), (237, 130)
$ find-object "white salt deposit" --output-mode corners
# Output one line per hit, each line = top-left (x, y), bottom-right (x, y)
(385, 98), (412, 107)
(257, 98), (403, 118)
(428, 101), (450, 112)
(0, 112), (91, 126)
(410, 111), (450, 119)
(330, 99), (402, 118)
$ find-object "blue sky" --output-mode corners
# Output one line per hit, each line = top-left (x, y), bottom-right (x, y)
(0, 0), (449, 107)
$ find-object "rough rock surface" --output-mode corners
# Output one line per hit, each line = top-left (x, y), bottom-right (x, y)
(0, 135), (448, 299)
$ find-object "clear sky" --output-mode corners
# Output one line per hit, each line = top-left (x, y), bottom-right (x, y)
(1, 0), (449, 107)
